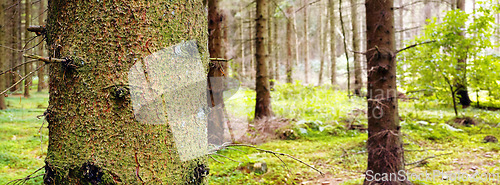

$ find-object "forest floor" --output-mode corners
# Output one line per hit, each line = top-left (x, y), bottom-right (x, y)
(0, 84), (499, 184)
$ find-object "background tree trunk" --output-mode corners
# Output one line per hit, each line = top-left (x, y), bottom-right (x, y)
(328, 0), (337, 86)
(208, 0), (226, 146)
(351, 0), (362, 96)
(0, 0), (6, 109)
(37, 0), (46, 92)
(44, 1), (209, 183)
(24, 0), (32, 98)
(318, 0), (325, 86)
(455, 0), (472, 107)
(286, 7), (294, 83)
(268, 3), (275, 88)
(365, 0), (407, 184)
(303, 0), (309, 84)
(255, 0), (272, 119)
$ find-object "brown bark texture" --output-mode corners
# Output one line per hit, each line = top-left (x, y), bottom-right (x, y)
(254, 0), (272, 119)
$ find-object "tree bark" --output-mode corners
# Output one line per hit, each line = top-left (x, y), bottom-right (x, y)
(303, 0), (309, 84)
(351, 0), (362, 96)
(455, 0), (472, 107)
(364, 0), (408, 184)
(44, 1), (209, 184)
(0, 0), (6, 109)
(24, 0), (32, 98)
(328, 0), (337, 86)
(286, 7), (294, 83)
(208, 0), (226, 146)
(255, 0), (272, 119)
(37, 0), (46, 92)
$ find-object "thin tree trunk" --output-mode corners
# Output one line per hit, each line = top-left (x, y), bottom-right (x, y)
(286, 7), (294, 83)
(364, 0), (408, 184)
(303, 0), (309, 84)
(249, 8), (255, 81)
(328, 0), (337, 86)
(37, 0), (46, 92)
(318, 0), (325, 86)
(6, 0), (22, 92)
(274, 16), (279, 82)
(24, 0), (32, 98)
(44, 1), (209, 183)
(423, 0), (432, 24)
(351, 0), (362, 96)
(0, 0), (6, 109)
(255, 0), (272, 119)
(398, 0), (404, 49)
(455, 0), (472, 107)
(240, 3), (246, 79)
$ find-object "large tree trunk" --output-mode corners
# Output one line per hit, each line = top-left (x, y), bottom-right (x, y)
(208, 0), (226, 146)
(44, 1), (209, 184)
(255, 0), (272, 119)
(455, 0), (472, 107)
(364, 0), (408, 184)
(328, 0), (337, 86)
(0, 0), (6, 109)
(351, 0), (362, 96)
(303, 0), (309, 84)
(24, 0), (32, 98)
(286, 7), (294, 83)
(37, 0), (46, 92)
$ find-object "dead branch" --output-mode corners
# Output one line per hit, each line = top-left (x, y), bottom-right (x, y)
(225, 143), (325, 175)
(405, 152), (453, 166)
(0, 63), (46, 96)
(211, 153), (242, 163)
(6, 166), (45, 185)
(0, 59), (38, 76)
(396, 40), (436, 54)
(23, 54), (66, 63)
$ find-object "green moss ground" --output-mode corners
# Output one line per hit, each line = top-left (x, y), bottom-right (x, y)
(1, 83), (499, 184)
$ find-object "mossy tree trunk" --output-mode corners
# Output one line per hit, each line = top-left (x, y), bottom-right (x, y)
(255, 0), (272, 119)
(364, 0), (408, 184)
(44, 0), (208, 184)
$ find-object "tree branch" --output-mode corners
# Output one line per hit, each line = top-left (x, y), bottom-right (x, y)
(224, 143), (325, 175)
(23, 54), (67, 63)
(405, 152), (453, 166)
(0, 63), (46, 96)
(396, 40), (436, 54)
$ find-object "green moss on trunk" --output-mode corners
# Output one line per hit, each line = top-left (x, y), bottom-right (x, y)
(44, 0), (208, 184)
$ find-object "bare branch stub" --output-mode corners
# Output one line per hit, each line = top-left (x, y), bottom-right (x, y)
(27, 25), (46, 36)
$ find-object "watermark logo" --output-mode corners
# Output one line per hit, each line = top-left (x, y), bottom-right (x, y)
(128, 40), (240, 161)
